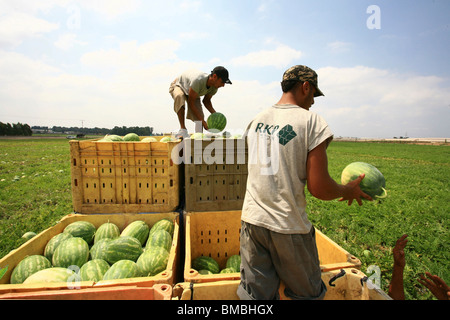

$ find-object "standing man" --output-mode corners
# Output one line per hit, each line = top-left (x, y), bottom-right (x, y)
(169, 66), (232, 139)
(238, 65), (372, 300)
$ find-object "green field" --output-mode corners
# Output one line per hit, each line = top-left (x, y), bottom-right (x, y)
(0, 138), (448, 300)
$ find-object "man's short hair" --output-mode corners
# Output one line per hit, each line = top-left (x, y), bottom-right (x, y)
(281, 80), (301, 93)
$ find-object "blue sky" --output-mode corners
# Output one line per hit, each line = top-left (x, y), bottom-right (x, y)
(0, 0), (449, 138)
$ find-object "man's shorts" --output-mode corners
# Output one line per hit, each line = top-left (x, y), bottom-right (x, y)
(237, 221), (327, 300)
(169, 79), (204, 121)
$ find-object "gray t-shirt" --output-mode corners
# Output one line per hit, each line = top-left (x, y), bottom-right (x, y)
(241, 104), (333, 234)
(175, 70), (218, 97)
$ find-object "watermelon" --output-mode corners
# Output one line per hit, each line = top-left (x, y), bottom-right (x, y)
(141, 137), (158, 142)
(160, 136), (173, 143)
(10, 255), (52, 284)
(198, 270), (213, 275)
(79, 259), (110, 282)
(63, 221), (96, 245)
(90, 238), (111, 261)
(52, 237), (90, 268)
(150, 218), (174, 237)
(123, 133), (140, 141)
(220, 268), (235, 274)
(121, 220), (150, 246)
(226, 255), (241, 272)
(21, 231), (37, 241)
(94, 222), (120, 244)
(341, 162), (388, 199)
(102, 260), (139, 280)
(136, 246), (169, 277)
(23, 267), (76, 285)
(190, 133), (205, 140)
(102, 134), (123, 142)
(44, 232), (73, 262)
(103, 236), (143, 264)
(145, 230), (172, 252)
(192, 256), (220, 274)
(207, 112), (227, 133)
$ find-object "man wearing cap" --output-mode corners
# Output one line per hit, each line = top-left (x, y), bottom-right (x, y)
(237, 65), (371, 300)
(169, 66), (232, 139)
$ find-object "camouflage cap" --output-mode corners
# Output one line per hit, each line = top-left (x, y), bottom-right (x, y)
(282, 65), (324, 97)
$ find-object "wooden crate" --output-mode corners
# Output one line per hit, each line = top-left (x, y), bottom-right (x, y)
(184, 210), (361, 284)
(184, 138), (248, 211)
(70, 137), (180, 214)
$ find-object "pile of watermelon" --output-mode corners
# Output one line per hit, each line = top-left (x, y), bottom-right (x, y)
(98, 133), (176, 143)
(192, 255), (241, 275)
(9, 218), (174, 285)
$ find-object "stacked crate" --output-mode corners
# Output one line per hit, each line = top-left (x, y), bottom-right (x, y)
(70, 137), (180, 214)
(183, 137), (248, 212)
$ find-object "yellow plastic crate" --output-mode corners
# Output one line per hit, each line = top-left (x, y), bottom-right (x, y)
(184, 210), (361, 283)
(70, 137), (180, 214)
(184, 138), (248, 212)
(174, 269), (391, 300)
(0, 212), (180, 293)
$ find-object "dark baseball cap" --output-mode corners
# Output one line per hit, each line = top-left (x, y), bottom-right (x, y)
(282, 65), (324, 97)
(212, 66), (232, 84)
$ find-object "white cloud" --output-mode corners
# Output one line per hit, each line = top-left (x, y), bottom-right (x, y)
(314, 66), (450, 138)
(54, 33), (88, 51)
(231, 45), (302, 69)
(81, 40), (181, 70)
(80, 0), (142, 19)
(0, 12), (59, 48)
(327, 41), (352, 54)
(180, 0), (201, 11)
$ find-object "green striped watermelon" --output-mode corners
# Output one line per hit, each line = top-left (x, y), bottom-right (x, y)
(192, 256), (220, 274)
(341, 162), (388, 199)
(150, 218), (174, 237)
(10, 255), (52, 284)
(103, 236), (143, 264)
(44, 232), (73, 262)
(123, 133), (140, 141)
(121, 220), (150, 246)
(23, 267), (75, 285)
(226, 255), (241, 272)
(220, 268), (235, 274)
(207, 112), (227, 133)
(94, 222), (120, 244)
(145, 230), (172, 252)
(63, 221), (96, 245)
(90, 238), (111, 261)
(102, 260), (139, 280)
(136, 246), (169, 277)
(198, 270), (213, 275)
(22, 231), (37, 241)
(52, 237), (90, 268)
(79, 259), (110, 282)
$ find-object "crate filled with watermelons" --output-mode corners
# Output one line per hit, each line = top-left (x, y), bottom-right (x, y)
(184, 210), (362, 284)
(70, 135), (181, 214)
(182, 135), (248, 212)
(0, 212), (180, 296)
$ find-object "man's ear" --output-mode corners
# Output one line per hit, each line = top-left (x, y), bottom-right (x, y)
(302, 81), (310, 94)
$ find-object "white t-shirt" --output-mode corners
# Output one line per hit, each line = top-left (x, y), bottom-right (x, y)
(241, 104), (334, 234)
(175, 70), (218, 97)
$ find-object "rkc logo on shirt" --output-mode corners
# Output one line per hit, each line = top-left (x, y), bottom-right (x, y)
(254, 123), (297, 146)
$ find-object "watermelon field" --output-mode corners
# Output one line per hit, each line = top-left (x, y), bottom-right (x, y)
(0, 137), (448, 300)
